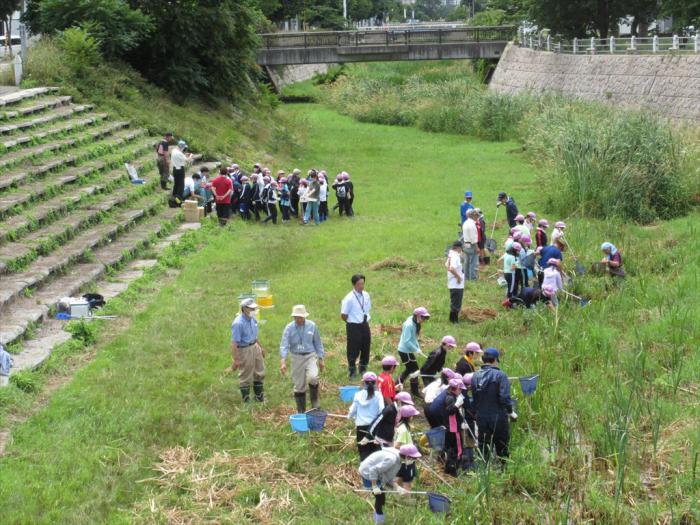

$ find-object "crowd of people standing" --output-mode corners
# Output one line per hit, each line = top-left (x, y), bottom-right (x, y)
(155, 133), (357, 227)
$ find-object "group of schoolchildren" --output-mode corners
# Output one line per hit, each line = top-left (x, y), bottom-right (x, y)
(348, 308), (515, 525)
(183, 163), (356, 226)
(460, 191), (624, 310)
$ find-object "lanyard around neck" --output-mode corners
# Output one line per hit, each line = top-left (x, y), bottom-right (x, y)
(353, 291), (365, 311)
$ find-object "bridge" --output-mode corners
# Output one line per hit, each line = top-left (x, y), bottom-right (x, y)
(257, 26), (516, 66)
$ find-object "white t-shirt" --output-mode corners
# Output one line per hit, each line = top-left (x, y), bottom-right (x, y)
(446, 249), (464, 289)
(320, 182), (328, 202)
(552, 228), (564, 245)
(184, 176), (195, 195)
(170, 148), (188, 169)
(341, 290), (372, 323)
(462, 219), (478, 244)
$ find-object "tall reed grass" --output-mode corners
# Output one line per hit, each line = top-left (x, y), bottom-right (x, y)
(325, 61), (697, 223)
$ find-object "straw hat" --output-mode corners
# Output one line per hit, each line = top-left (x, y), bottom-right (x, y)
(291, 304), (309, 317)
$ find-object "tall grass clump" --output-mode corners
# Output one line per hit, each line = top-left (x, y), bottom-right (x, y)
(324, 61), (524, 141)
(524, 102), (693, 223)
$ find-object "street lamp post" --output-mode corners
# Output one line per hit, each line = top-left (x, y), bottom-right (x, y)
(19, 0), (28, 60)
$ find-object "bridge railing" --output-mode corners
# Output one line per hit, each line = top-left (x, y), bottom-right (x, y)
(518, 31), (700, 55)
(260, 26), (516, 49)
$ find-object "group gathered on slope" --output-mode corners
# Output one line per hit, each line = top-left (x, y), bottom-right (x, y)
(155, 132), (356, 227)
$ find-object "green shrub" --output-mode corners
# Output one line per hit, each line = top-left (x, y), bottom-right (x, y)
(10, 371), (39, 393)
(58, 27), (101, 77)
(67, 319), (98, 345)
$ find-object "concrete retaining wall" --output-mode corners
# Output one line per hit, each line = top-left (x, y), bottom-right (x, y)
(266, 63), (333, 91)
(490, 43), (700, 122)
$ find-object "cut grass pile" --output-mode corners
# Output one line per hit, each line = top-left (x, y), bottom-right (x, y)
(0, 102), (698, 524)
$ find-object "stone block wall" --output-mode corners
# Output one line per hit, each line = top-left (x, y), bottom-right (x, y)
(490, 43), (700, 122)
(266, 63), (333, 91)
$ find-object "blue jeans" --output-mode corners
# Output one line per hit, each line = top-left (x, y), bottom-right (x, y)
(463, 244), (479, 280)
(304, 200), (320, 224)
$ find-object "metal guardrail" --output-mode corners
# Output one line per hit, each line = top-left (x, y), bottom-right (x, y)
(518, 31), (700, 55)
(260, 26), (517, 49)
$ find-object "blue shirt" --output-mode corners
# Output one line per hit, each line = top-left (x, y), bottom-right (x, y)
(472, 365), (513, 421)
(231, 314), (258, 346)
(279, 320), (324, 359)
(538, 245), (563, 268)
(460, 201), (474, 224)
(398, 316), (420, 354)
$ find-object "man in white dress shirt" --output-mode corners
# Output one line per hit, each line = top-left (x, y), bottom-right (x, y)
(341, 274), (372, 379)
(462, 208), (479, 281)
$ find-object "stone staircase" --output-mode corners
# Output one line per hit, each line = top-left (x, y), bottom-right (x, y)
(0, 87), (214, 373)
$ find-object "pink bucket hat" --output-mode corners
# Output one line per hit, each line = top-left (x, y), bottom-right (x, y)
(448, 378), (463, 389)
(381, 355), (398, 367)
(515, 214), (525, 222)
(395, 392), (414, 405)
(399, 444), (422, 458)
(441, 335), (457, 347)
(527, 211), (536, 219)
(413, 307), (430, 318)
(555, 221), (566, 229)
(538, 219), (549, 228)
(465, 342), (482, 354)
(511, 242), (523, 252)
(399, 405), (420, 418)
(362, 372), (377, 382)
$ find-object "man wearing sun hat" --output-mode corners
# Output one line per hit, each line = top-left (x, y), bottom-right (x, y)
(280, 304), (325, 413)
(231, 297), (266, 403)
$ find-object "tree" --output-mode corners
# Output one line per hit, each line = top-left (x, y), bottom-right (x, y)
(661, 0), (700, 31)
(30, 0), (153, 59)
(127, 0), (261, 102)
(0, 0), (20, 56)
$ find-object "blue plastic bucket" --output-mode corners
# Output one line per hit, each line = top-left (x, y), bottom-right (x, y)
(427, 492), (451, 513)
(425, 426), (446, 451)
(339, 385), (360, 403)
(306, 409), (327, 432)
(289, 414), (309, 433)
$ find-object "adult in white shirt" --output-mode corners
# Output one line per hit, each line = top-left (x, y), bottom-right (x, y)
(341, 273), (372, 379)
(461, 209), (479, 281)
(446, 240), (464, 324)
(170, 140), (192, 200)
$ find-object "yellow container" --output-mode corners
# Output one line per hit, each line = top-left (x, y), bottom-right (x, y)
(257, 294), (273, 308)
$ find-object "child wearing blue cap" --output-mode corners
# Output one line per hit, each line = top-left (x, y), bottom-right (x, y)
(460, 191), (474, 225)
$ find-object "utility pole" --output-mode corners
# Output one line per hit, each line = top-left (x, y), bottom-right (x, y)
(343, 0), (347, 20)
(19, 0), (28, 60)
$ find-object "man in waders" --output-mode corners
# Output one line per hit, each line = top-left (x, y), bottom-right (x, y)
(472, 348), (517, 463)
(341, 274), (372, 379)
(280, 305), (325, 413)
(231, 298), (266, 403)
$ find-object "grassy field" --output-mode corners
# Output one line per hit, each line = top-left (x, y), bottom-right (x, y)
(0, 100), (699, 524)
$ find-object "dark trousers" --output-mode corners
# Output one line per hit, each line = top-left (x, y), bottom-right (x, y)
(280, 203), (290, 221)
(215, 202), (231, 226)
(444, 430), (462, 475)
(252, 202), (261, 221)
(505, 272), (521, 299)
(356, 425), (380, 461)
(520, 268), (529, 288)
(345, 198), (354, 216)
(477, 417), (510, 462)
(398, 351), (419, 383)
(346, 322), (371, 375)
(336, 198), (346, 215)
(290, 194), (300, 216)
(172, 167), (185, 200)
(449, 288), (463, 323)
(375, 492), (386, 515)
(263, 202), (278, 224)
(239, 202), (250, 220)
(319, 200), (328, 221)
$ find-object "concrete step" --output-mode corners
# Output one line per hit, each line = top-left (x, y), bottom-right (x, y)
(0, 178), (158, 273)
(0, 87), (58, 108)
(0, 131), (151, 215)
(0, 152), (156, 244)
(0, 193), (166, 314)
(0, 134), (155, 192)
(0, 104), (93, 135)
(1, 113), (108, 150)
(0, 120), (131, 171)
(0, 208), (180, 349)
(0, 96), (72, 120)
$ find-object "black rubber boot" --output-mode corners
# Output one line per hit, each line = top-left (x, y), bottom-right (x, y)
(348, 366), (357, 379)
(240, 386), (251, 403)
(309, 383), (320, 410)
(410, 378), (423, 399)
(359, 364), (367, 375)
(253, 381), (264, 402)
(294, 392), (306, 413)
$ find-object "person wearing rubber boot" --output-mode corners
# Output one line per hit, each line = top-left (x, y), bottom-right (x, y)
(359, 444), (422, 524)
(472, 348), (516, 464)
(341, 273), (372, 379)
(280, 305), (325, 413)
(231, 298), (266, 403)
(397, 307), (430, 399)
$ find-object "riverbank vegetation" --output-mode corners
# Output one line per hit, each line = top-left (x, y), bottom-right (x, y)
(324, 61), (698, 223)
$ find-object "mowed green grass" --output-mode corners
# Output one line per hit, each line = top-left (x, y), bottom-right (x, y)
(0, 104), (698, 524)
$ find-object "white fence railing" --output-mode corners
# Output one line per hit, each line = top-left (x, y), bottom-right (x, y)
(518, 30), (700, 55)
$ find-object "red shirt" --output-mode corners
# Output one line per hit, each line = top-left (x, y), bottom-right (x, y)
(378, 372), (396, 401)
(211, 175), (232, 204)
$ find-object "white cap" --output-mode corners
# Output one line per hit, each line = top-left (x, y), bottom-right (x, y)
(240, 298), (259, 309)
